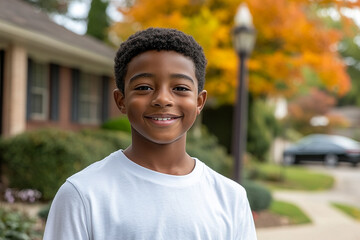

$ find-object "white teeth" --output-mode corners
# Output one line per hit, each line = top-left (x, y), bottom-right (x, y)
(153, 117), (171, 121)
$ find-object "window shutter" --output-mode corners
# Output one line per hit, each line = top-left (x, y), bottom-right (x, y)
(101, 76), (109, 123)
(50, 64), (60, 121)
(71, 69), (80, 122)
(26, 58), (33, 120)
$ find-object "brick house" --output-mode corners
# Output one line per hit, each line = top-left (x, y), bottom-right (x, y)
(0, 0), (120, 137)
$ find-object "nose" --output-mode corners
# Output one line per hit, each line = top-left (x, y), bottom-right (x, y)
(151, 87), (173, 107)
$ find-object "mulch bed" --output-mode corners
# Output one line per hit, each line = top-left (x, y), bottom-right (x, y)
(254, 210), (291, 228)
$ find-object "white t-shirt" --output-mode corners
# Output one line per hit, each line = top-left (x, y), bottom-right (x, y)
(43, 150), (257, 240)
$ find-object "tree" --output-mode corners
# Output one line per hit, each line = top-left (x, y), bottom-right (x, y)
(86, 0), (110, 41)
(286, 88), (349, 135)
(314, 11), (360, 107)
(338, 36), (360, 106)
(110, 0), (359, 104)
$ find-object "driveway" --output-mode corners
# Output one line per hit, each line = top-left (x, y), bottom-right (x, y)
(256, 164), (360, 240)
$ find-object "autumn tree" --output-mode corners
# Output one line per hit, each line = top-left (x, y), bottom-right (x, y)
(286, 88), (349, 135)
(109, 0), (360, 162)
(110, 0), (359, 104)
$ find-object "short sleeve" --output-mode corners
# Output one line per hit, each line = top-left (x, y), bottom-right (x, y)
(43, 181), (90, 240)
(236, 189), (258, 240)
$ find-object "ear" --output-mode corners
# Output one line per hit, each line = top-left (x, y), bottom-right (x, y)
(196, 90), (207, 115)
(113, 89), (127, 114)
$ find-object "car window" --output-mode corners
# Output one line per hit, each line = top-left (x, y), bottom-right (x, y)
(302, 142), (342, 151)
(294, 135), (360, 151)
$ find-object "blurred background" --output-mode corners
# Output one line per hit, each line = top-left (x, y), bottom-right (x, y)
(0, 0), (360, 239)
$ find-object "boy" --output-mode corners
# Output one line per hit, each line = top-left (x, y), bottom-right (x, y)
(43, 27), (257, 240)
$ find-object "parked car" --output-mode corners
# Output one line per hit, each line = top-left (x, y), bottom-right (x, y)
(283, 134), (360, 167)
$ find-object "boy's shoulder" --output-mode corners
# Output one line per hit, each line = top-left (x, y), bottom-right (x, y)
(67, 149), (123, 186)
(201, 161), (247, 197)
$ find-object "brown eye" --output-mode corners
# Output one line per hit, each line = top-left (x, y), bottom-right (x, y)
(135, 86), (152, 91)
(174, 86), (190, 91)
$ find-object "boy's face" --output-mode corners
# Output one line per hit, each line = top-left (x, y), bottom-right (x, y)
(114, 50), (207, 145)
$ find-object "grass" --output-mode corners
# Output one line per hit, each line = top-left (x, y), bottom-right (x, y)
(331, 202), (360, 221)
(247, 163), (335, 191)
(270, 200), (311, 225)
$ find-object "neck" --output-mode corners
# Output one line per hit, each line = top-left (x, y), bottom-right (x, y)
(123, 132), (194, 175)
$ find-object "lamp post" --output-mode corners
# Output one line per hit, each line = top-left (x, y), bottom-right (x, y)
(232, 3), (256, 183)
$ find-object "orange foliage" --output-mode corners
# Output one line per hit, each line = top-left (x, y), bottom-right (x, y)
(110, 0), (359, 104)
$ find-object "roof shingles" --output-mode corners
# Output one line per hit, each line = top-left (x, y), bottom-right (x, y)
(0, 0), (115, 59)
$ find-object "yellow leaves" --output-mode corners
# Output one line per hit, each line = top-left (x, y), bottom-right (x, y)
(247, 59), (261, 71)
(207, 49), (237, 70)
(248, 74), (273, 96)
(185, 7), (221, 50)
(143, 11), (188, 29)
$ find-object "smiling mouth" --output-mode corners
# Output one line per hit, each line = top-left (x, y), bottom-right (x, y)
(152, 117), (173, 121)
(147, 116), (181, 120)
(145, 115), (182, 121)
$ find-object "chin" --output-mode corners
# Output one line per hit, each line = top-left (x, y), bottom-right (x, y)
(147, 134), (186, 145)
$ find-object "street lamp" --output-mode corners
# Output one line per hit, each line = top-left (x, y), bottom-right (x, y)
(232, 3), (256, 183)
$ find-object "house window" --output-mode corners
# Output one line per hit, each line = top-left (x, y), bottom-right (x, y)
(28, 60), (49, 120)
(78, 73), (101, 124)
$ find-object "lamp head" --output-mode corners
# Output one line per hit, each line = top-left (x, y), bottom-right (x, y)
(233, 3), (256, 56)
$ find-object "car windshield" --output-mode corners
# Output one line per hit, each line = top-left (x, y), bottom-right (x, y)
(331, 136), (360, 149)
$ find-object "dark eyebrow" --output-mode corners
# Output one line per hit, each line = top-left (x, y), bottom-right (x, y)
(129, 73), (154, 83)
(129, 73), (195, 85)
(170, 73), (195, 85)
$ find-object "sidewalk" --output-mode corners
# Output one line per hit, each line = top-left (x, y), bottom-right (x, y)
(256, 167), (360, 240)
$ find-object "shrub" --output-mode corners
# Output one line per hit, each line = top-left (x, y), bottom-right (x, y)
(80, 129), (131, 151)
(242, 180), (272, 212)
(101, 116), (132, 133)
(0, 128), (130, 200)
(0, 208), (41, 240)
(186, 127), (233, 178)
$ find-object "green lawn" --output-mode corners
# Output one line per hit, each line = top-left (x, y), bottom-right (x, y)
(247, 163), (335, 191)
(331, 202), (360, 221)
(270, 200), (311, 225)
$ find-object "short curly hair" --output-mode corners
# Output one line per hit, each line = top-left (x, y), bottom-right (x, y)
(114, 27), (207, 94)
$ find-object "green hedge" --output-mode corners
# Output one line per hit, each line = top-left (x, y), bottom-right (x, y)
(0, 125), (272, 214)
(242, 180), (272, 212)
(80, 129), (131, 151)
(0, 128), (131, 200)
(101, 116), (132, 133)
(186, 127), (233, 178)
